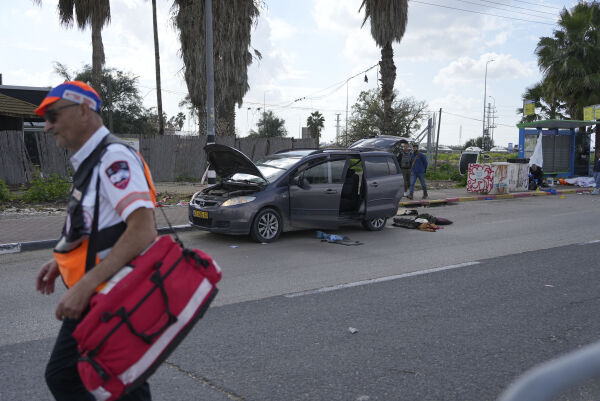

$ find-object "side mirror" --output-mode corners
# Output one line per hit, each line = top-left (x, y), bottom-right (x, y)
(292, 175), (308, 189)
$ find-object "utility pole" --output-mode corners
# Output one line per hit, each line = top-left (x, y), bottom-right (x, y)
(335, 113), (341, 145)
(434, 108), (442, 174)
(152, 0), (164, 135)
(205, 0), (216, 184)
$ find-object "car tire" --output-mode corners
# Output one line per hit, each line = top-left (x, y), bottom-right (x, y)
(361, 217), (387, 231)
(250, 208), (282, 243)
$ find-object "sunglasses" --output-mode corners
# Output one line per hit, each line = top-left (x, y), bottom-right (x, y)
(44, 103), (80, 123)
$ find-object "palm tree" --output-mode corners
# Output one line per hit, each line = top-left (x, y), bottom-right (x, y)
(39, 0), (112, 91)
(517, 81), (568, 123)
(535, 2), (600, 120)
(359, 0), (409, 136)
(306, 111), (325, 141)
(172, 0), (261, 136)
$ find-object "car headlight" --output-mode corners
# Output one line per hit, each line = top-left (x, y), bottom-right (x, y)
(191, 191), (201, 202)
(221, 196), (256, 207)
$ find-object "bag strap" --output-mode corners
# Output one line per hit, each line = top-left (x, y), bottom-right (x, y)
(85, 176), (101, 273)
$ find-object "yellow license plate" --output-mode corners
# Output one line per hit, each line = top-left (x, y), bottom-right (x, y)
(193, 210), (208, 219)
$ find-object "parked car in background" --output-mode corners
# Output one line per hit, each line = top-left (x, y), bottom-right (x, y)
(435, 145), (453, 153)
(464, 146), (482, 152)
(189, 145), (404, 242)
(349, 135), (409, 154)
(490, 146), (508, 153)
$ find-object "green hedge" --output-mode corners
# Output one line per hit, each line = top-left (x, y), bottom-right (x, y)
(0, 179), (10, 203)
(23, 174), (71, 203)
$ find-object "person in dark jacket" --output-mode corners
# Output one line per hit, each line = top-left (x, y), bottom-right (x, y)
(593, 149), (600, 195)
(529, 164), (544, 190)
(396, 141), (412, 196)
(408, 143), (428, 200)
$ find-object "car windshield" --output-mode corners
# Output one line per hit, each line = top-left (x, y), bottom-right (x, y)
(230, 155), (302, 183)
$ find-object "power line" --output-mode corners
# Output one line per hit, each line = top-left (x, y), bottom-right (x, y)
(410, 0), (557, 25)
(453, 0), (558, 19)
(466, 0), (560, 15)
(444, 110), (517, 128)
(513, 0), (563, 11)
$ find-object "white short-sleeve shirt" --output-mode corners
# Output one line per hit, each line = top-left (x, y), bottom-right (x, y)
(68, 126), (154, 236)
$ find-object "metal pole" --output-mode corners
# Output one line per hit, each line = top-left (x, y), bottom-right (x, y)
(483, 59), (494, 149)
(434, 108), (442, 173)
(152, 0), (164, 136)
(345, 80), (349, 147)
(205, 0), (216, 184)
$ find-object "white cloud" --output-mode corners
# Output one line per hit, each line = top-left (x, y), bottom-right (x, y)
(268, 17), (297, 41)
(433, 53), (536, 87)
(312, 0), (363, 34)
(486, 32), (508, 47)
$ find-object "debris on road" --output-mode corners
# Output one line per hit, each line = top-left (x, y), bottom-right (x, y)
(316, 231), (362, 246)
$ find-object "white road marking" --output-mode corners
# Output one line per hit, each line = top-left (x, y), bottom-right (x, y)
(285, 261), (481, 298)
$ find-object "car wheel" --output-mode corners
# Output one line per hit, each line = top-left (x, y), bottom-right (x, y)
(251, 208), (282, 243)
(361, 217), (387, 231)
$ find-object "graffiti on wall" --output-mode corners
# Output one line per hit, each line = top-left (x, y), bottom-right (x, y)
(467, 164), (494, 193)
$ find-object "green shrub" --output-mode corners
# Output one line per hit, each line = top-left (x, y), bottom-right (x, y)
(0, 179), (10, 203)
(175, 174), (200, 182)
(24, 174), (71, 203)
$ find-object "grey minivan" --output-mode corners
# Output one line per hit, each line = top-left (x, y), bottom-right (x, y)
(188, 144), (404, 242)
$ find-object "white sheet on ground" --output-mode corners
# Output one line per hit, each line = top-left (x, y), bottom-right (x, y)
(564, 177), (595, 187)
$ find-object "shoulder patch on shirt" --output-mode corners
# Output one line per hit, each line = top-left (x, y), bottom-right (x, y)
(106, 161), (130, 189)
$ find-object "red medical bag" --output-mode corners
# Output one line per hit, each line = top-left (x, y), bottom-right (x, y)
(73, 235), (222, 401)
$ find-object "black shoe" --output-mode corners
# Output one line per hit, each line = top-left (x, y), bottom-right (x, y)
(407, 193), (413, 200)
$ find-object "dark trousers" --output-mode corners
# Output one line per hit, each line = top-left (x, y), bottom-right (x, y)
(45, 318), (151, 401)
(401, 169), (411, 192)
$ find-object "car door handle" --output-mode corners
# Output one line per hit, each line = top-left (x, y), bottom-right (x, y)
(371, 182), (379, 187)
(324, 189), (337, 194)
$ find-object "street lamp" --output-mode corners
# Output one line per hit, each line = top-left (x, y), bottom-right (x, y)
(482, 59), (494, 150)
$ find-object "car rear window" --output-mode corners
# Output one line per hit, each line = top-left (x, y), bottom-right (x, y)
(364, 156), (391, 178)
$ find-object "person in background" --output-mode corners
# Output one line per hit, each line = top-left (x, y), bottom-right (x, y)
(592, 149), (600, 195)
(408, 143), (428, 200)
(396, 141), (412, 196)
(529, 164), (544, 190)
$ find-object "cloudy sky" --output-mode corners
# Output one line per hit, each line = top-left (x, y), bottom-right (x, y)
(1, 0), (579, 148)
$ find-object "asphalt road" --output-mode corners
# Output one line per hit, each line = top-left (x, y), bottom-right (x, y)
(2, 194), (600, 400)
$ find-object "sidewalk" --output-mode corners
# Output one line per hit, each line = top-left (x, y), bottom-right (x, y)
(0, 183), (592, 253)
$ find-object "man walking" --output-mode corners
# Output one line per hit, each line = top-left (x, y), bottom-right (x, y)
(35, 81), (156, 400)
(397, 141), (412, 196)
(408, 143), (428, 200)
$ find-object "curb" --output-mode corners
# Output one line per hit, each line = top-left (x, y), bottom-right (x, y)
(0, 224), (194, 255)
(398, 188), (592, 207)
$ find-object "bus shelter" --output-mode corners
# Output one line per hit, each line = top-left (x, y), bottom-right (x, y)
(517, 120), (596, 178)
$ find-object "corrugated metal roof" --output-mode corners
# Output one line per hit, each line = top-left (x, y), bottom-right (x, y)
(0, 92), (39, 118)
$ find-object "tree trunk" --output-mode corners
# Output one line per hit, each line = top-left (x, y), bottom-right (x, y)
(380, 42), (396, 136)
(90, 20), (105, 93)
(152, 0), (165, 135)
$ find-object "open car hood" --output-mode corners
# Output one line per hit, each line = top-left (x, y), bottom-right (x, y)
(349, 135), (409, 151)
(205, 144), (267, 181)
